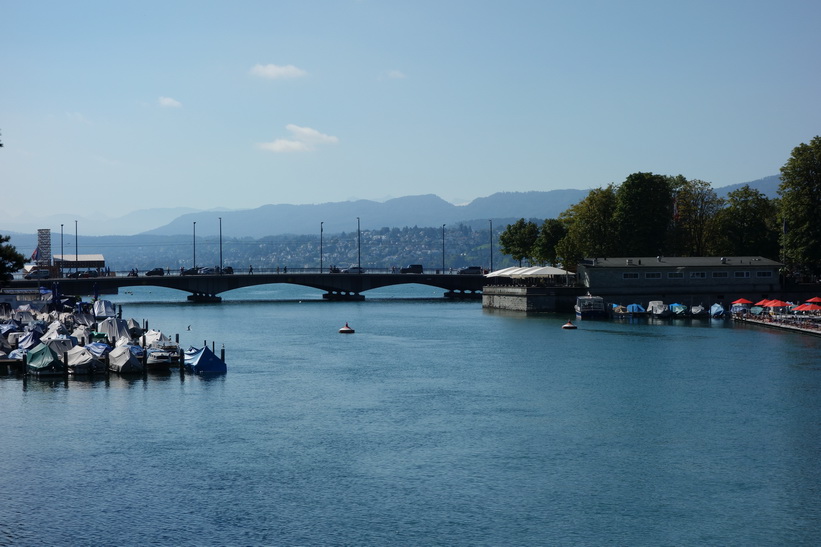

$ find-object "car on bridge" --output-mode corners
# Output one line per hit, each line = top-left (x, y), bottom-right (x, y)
(145, 268), (165, 276)
(25, 269), (51, 280)
(342, 266), (366, 274)
(399, 264), (423, 274)
(458, 266), (483, 275)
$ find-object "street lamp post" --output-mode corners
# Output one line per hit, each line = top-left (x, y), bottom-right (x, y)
(442, 224), (446, 273)
(60, 224), (64, 278)
(357, 217), (361, 269)
(193, 221), (197, 270)
(219, 217), (223, 273)
(74, 220), (78, 272)
(489, 219), (493, 272)
(320, 222), (324, 273)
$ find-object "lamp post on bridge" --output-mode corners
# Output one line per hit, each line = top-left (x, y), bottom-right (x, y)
(60, 224), (63, 278)
(74, 220), (78, 272)
(320, 221), (324, 273)
(219, 217), (223, 274)
(193, 221), (197, 271)
(442, 224), (446, 273)
(357, 217), (361, 270)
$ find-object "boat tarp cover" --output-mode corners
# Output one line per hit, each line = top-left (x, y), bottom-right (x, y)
(66, 345), (101, 368)
(108, 345), (143, 373)
(184, 346), (227, 374)
(17, 330), (42, 351)
(97, 317), (132, 343)
(92, 300), (116, 319)
(626, 303), (646, 313)
(27, 343), (64, 372)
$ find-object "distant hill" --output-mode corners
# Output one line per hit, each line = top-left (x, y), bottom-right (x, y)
(715, 175), (780, 199)
(141, 191), (591, 238)
(1, 177), (781, 238)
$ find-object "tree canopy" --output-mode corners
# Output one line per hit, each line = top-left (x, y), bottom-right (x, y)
(779, 135), (821, 274)
(498, 219), (539, 266)
(0, 234), (26, 284)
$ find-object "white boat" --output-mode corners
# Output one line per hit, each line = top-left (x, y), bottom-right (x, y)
(647, 301), (673, 318)
(575, 295), (607, 319)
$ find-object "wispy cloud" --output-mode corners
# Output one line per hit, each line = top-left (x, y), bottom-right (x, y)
(66, 112), (92, 124)
(158, 96), (182, 108)
(250, 64), (307, 79)
(258, 124), (338, 153)
(386, 69), (407, 79)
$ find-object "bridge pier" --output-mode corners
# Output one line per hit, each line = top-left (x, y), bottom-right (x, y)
(322, 291), (365, 301)
(187, 292), (223, 303)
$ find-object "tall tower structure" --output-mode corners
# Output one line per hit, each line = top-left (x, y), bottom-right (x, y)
(36, 228), (52, 268)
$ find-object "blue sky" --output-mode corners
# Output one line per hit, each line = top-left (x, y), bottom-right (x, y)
(2, 0), (820, 220)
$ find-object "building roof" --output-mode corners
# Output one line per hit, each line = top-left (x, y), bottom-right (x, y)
(580, 256), (781, 268)
(53, 254), (106, 263)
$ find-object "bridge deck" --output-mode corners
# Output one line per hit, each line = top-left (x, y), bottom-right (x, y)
(7, 272), (485, 302)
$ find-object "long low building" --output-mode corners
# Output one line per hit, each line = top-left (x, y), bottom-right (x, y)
(576, 256), (782, 305)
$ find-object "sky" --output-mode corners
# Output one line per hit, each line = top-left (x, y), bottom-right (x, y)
(2, 0), (821, 221)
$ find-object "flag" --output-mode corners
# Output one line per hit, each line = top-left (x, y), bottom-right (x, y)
(29, 247), (40, 261)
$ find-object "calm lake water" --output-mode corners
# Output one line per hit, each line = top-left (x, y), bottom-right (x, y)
(2, 284), (821, 545)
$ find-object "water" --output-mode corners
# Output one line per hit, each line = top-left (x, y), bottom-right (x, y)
(3, 285), (821, 545)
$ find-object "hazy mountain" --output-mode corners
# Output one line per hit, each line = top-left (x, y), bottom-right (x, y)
(2, 177), (781, 238)
(0, 207), (202, 237)
(714, 175), (780, 199)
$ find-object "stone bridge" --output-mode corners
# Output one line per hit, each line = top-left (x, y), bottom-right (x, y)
(11, 272), (485, 302)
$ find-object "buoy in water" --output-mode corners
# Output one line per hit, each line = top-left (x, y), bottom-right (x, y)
(339, 322), (355, 334)
(562, 320), (577, 329)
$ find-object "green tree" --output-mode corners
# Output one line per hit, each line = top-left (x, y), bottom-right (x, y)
(499, 218), (540, 266)
(613, 172), (673, 256)
(0, 234), (26, 284)
(711, 185), (779, 258)
(779, 136), (821, 274)
(533, 218), (567, 266)
(559, 184), (618, 259)
(671, 178), (724, 256)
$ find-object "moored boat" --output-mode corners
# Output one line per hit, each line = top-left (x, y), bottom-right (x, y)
(647, 300), (673, 319)
(575, 295), (607, 320)
(710, 303), (726, 318)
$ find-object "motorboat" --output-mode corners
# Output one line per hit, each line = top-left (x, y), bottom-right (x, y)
(710, 303), (726, 318)
(574, 295), (607, 320)
(647, 301), (673, 319)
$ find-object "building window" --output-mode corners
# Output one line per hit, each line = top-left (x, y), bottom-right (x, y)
(645, 272), (661, 279)
(712, 272), (729, 278)
(756, 271), (773, 278)
(668, 272), (684, 279)
(690, 272), (707, 279)
(735, 271), (751, 278)
(623, 273), (639, 279)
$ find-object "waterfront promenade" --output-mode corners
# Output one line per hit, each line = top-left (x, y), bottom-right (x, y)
(733, 314), (821, 337)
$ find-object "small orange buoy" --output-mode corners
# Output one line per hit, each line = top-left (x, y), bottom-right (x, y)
(339, 322), (355, 334)
(562, 320), (577, 329)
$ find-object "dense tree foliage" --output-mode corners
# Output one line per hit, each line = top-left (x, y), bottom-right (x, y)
(532, 218), (567, 267)
(779, 135), (821, 274)
(0, 234), (26, 284)
(613, 172), (673, 256)
(498, 219), (539, 266)
(711, 185), (779, 258)
(670, 178), (724, 256)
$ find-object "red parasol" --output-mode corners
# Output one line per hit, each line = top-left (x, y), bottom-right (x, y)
(732, 298), (753, 305)
(766, 299), (790, 308)
(806, 296), (821, 303)
(754, 299), (771, 306)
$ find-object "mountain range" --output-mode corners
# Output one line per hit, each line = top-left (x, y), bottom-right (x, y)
(2, 176), (780, 238)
